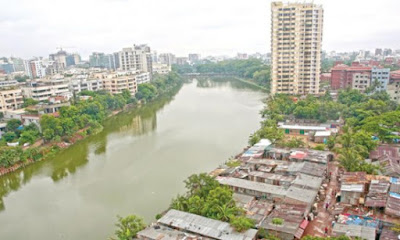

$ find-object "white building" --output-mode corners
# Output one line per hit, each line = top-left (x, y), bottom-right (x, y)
(135, 72), (151, 84)
(119, 44), (152, 73)
(152, 63), (171, 75)
(22, 79), (71, 101)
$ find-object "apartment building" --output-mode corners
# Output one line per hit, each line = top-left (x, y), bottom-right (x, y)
(330, 63), (372, 90)
(22, 79), (71, 101)
(119, 45), (152, 73)
(271, 2), (324, 95)
(371, 66), (390, 91)
(102, 73), (138, 95)
(387, 70), (400, 103)
(158, 53), (176, 66)
(69, 77), (103, 93)
(152, 63), (171, 74)
(135, 72), (151, 85)
(0, 88), (23, 113)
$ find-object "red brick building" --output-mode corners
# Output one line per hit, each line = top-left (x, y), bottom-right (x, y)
(330, 62), (372, 90)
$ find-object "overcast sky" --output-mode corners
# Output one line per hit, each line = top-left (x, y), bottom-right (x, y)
(1, 0), (399, 59)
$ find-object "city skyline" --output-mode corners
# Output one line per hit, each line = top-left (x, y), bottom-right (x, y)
(1, 0), (400, 59)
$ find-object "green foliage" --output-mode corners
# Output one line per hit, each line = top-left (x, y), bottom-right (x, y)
(0, 146), (25, 167)
(174, 59), (271, 89)
(136, 83), (158, 101)
(2, 132), (17, 142)
(113, 215), (146, 240)
(272, 217), (284, 225)
(313, 144), (326, 151)
(335, 126), (379, 174)
(19, 130), (39, 145)
(170, 173), (254, 231)
(281, 137), (305, 148)
(6, 119), (22, 133)
(226, 159), (241, 168)
(230, 216), (255, 232)
(22, 98), (39, 107)
(249, 123), (284, 145)
(14, 75), (29, 82)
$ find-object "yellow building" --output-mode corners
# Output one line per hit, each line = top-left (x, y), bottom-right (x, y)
(0, 88), (24, 113)
(271, 2), (324, 95)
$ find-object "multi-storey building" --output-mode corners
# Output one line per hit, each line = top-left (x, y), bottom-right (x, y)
(119, 45), (152, 73)
(0, 88), (24, 113)
(22, 79), (71, 101)
(175, 57), (189, 65)
(158, 53), (176, 66)
(271, 2), (324, 95)
(89, 52), (117, 69)
(135, 72), (151, 85)
(152, 63), (171, 74)
(49, 50), (68, 70)
(188, 54), (201, 63)
(69, 77), (104, 93)
(25, 60), (48, 79)
(102, 72), (138, 95)
(387, 70), (400, 103)
(371, 66), (390, 92)
(330, 63), (371, 90)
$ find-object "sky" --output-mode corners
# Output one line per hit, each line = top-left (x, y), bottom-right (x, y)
(1, 0), (400, 59)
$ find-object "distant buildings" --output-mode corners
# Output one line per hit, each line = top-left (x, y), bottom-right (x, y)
(119, 45), (153, 73)
(152, 63), (171, 74)
(188, 53), (201, 63)
(330, 62), (391, 93)
(89, 52), (118, 70)
(270, 2), (324, 95)
(158, 53), (176, 66)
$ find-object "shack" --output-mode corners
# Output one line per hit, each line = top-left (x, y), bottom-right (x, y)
(217, 177), (287, 200)
(259, 204), (309, 240)
(157, 209), (258, 240)
(248, 171), (295, 188)
(364, 180), (390, 208)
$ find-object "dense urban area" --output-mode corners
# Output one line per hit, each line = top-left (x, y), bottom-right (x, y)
(1, 1), (400, 240)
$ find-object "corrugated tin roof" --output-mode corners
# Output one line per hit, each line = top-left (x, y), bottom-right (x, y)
(216, 177), (287, 196)
(332, 224), (375, 240)
(285, 186), (318, 205)
(157, 209), (258, 240)
(292, 173), (323, 190)
(341, 184), (365, 192)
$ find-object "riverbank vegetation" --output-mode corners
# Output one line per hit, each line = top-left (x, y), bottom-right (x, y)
(0, 72), (183, 172)
(251, 89), (399, 174)
(173, 59), (271, 91)
(169, 173), (255, 232)
(110, 215), (146, 240)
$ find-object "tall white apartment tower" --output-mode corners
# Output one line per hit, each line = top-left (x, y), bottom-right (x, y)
(271, 2), (323, 95)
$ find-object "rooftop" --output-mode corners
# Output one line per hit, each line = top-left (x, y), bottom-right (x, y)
(217, 177), (287, 197)
(157, 209), (258, 240)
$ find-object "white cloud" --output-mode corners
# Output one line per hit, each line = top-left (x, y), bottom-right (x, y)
(0, 0), (399, 59)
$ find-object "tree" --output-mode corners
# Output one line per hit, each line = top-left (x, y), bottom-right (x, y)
(2, 132), (17, 142)
(19, 130), (39, 145)
(230, 216), (255, 232)
(6, 119), (22, 133)
(22, 98), (39, 107)
(184, 173), (220, 198)
(113, 215), (146, 240)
